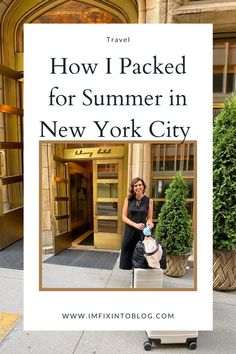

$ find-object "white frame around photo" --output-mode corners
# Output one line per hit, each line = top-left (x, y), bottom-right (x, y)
(24, 24), (213, 331)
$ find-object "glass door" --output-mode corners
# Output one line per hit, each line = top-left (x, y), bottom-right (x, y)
(0, 100), (23, 250)
(93, 159), (123, 250)
(49, 147), (71, 254)
(0, 63), (23, 249)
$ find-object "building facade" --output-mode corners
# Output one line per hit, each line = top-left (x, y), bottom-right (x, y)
(0, 0), (235, 253)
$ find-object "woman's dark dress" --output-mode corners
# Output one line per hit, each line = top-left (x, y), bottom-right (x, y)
(119, 195), (149, 270)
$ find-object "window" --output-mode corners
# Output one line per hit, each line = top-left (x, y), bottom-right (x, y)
(152, 143), (194, 176)
(97, 163), (118, 179)
(213, 41), (236, 101)
(151, 143), (195, 225)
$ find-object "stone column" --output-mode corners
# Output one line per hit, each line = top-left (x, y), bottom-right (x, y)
(145, 0), (184, 24)
(146, 0), (163, 23)
(167, 0), (183, 23)
(137, 0), (146, 23)
(127, 143), (152, 196)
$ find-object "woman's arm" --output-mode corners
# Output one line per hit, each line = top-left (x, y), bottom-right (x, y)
(146, 198), (154, 229)
(122, 198), (145, 230)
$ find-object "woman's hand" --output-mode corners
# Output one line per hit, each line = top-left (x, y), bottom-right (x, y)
(134, 223), (145, 230)
(146, 221), (154, 229)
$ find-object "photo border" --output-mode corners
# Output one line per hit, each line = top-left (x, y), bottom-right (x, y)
(39, 139), (197, 292)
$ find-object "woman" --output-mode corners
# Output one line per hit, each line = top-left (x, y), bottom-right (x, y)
(119, 177), (154, 270)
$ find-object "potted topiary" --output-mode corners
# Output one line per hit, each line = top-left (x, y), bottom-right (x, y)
(213, 95), (236, 291)
(155, 172), (193, 277)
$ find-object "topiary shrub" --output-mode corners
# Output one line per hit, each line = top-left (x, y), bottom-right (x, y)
(155, 173), (193, 256)
(213, 95), (236, 251)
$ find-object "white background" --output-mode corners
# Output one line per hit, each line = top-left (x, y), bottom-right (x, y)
(24, 24), (213, 330)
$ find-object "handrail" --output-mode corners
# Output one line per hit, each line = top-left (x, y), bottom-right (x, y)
(0, 104), (23, 116)
(0, 64), (23, 80)
(0, 142), (23, 149)
(1, 175), (23, 185)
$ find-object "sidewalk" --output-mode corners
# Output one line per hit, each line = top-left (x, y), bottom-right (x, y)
(0, 264), (236, 353)
(42, 253), (194, 289)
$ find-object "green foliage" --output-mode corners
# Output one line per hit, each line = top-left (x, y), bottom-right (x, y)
(213, 95), (236, 250)
(155, 173), (193, 255)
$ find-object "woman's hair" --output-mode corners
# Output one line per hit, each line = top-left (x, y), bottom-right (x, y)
(128, 177), (146, 200)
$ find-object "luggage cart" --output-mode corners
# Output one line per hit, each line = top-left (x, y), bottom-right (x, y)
(144, 330), (198, 351)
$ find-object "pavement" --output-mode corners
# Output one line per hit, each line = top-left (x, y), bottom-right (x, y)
(41, 252), (195, 289)
(0, 252), (236, 353)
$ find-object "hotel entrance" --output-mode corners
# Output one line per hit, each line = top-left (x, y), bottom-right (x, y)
(44, 144), (127, 254)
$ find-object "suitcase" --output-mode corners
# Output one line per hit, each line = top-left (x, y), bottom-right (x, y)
(144, 330), (198, 351)
(132, 268), (163, 288)
(132, 270), (198, 351)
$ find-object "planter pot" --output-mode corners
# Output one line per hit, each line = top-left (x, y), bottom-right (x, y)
(213, 249), (236, 291)
(165, 254), (190, 278)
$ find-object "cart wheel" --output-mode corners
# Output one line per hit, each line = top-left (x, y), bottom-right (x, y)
(143, 340), (152, 351)
(188, 341), (197, 350)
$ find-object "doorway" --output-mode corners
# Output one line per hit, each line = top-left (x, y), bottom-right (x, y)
(47, 144), (127, 254)
(68, 158), (124, 250)
(69, 160), (94, 248)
